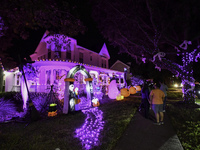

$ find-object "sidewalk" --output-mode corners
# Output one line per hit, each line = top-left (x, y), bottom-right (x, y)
(113, 110), (184, 150)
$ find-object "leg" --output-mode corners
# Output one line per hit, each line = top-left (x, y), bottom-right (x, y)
(160, 112), (164, 122)
(155, 113), (160, 123)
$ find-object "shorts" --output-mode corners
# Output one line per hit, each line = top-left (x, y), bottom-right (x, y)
(152, 104), (163, 113)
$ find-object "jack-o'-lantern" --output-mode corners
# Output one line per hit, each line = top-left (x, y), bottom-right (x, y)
(129, 86), (137, 94)
(120, 88), (130, 97)
(135, 85), (141, 91)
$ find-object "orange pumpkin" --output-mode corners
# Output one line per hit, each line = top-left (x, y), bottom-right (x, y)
(129, 86), (137, 94)
(120, 88), (130, 97)
(93, 101), (100, 107)
(135, 85), (141, 91)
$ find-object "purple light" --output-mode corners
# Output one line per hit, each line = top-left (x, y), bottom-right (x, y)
(75, 107), (105, 150)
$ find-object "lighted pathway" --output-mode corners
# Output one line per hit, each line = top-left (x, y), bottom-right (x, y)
(113, 111), (184, 150)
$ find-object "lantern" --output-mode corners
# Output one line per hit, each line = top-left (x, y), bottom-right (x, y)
(135, 86), (141, 91)
(129, 86), (137, 94)
(120, 88), (130, 97)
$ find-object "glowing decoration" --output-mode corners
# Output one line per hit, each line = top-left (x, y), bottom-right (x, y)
(21, 76), (30, 109)
(179, 40), (192, 50)
(195, 52), (200, 62)
(48, 103), (57, 117)
(120, 88), (130, 97)
(75, 107), (105, 150)
(108, 80), (120, 99)
(135, 85), (141, 91)
(174, 84), (178, 88)
(129, 86), (137, 94)
(155, 65), (161, 71)
(116, 93), (124, 100)
(152, 52), (166, 62)
(142, 57), (146, 63)
(92, 98), (100, 107)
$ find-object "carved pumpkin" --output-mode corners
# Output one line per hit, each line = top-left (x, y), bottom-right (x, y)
(135, 86), (141, 91)
(120, 88), (130, 97)
(129, 86), (137, 94)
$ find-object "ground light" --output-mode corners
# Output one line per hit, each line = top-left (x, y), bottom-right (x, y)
(75, 107), (104, 150)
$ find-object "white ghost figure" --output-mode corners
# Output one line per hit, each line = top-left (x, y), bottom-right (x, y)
(108, 80), (120, 99)
(21, 76), (30, 109)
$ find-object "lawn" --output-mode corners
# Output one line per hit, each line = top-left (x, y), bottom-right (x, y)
(0, 96), (140, 150)
(1, 91), (200, 150)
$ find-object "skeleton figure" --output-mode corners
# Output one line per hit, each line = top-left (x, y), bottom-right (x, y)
(152, 52), (166, 62)
(179, 40), (192, 50)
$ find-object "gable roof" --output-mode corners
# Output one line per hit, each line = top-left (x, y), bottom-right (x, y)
(110, 60), (130, 69)
(99, 43), (110, 59)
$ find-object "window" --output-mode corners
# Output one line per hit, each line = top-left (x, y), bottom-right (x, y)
(48, 49), (51, 59)
(66, 51), (71, 60)
(79, 52), (83, 63)
(54, 44), (61, 59)
(90, 55), (92, 61)
(102, 59), (106, 68)
(16, 74), (20, 85)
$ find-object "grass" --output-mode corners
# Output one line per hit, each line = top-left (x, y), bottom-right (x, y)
(1, 90), (200, 150)
(0, 96), (139, 150)
(167, 97), (200, 150)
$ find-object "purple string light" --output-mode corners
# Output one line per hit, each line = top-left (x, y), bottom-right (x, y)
(75, 107), (105, 150)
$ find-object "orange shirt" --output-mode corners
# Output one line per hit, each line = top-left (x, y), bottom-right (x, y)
(150, 88), (165, 104)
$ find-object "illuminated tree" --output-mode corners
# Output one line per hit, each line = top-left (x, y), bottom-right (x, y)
(91, 0), (200, 103)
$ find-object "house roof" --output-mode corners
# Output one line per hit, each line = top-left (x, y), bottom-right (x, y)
(110, 60), (130, 69)
(99, 43), (110, 59)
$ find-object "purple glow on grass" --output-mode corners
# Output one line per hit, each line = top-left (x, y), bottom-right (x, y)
(75, 107), (105, 150)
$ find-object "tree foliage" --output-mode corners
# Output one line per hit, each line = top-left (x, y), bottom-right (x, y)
(91, 0), (200, 102)
(0, 0), (86, 68)
(91, 0), (200, 65)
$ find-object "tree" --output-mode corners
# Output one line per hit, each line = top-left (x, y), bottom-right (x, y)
(0, 0), (86, 68)
(91, 0), (200, 103)
(0, 0), (87, 120)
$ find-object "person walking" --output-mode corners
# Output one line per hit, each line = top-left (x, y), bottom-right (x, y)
(149, 82), (165, 125)
(160, 80), (168, 112)
(141, 82), (150, 119)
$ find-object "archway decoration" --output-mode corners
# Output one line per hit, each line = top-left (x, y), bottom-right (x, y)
(63, 65), (94, 114)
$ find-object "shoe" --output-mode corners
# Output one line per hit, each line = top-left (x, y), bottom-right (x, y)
(154, 122), (161, 125)
(160, 121), (164, 125)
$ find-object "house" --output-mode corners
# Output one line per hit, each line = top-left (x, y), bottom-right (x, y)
(4, 31), (126, 113)
(110, 60), (132, 86)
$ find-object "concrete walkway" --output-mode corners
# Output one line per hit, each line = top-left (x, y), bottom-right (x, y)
(113, 110), (184, 150)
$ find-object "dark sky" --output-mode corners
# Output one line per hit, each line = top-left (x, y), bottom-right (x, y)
(72, 1), (132, 67)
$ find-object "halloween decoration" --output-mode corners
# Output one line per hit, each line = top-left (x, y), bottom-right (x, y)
(120, 88), (130, 97)
(129, 86), (137, 94)
(135, 86), (141, 91)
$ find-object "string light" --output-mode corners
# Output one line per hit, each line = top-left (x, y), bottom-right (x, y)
(75, 107), (105, 150)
